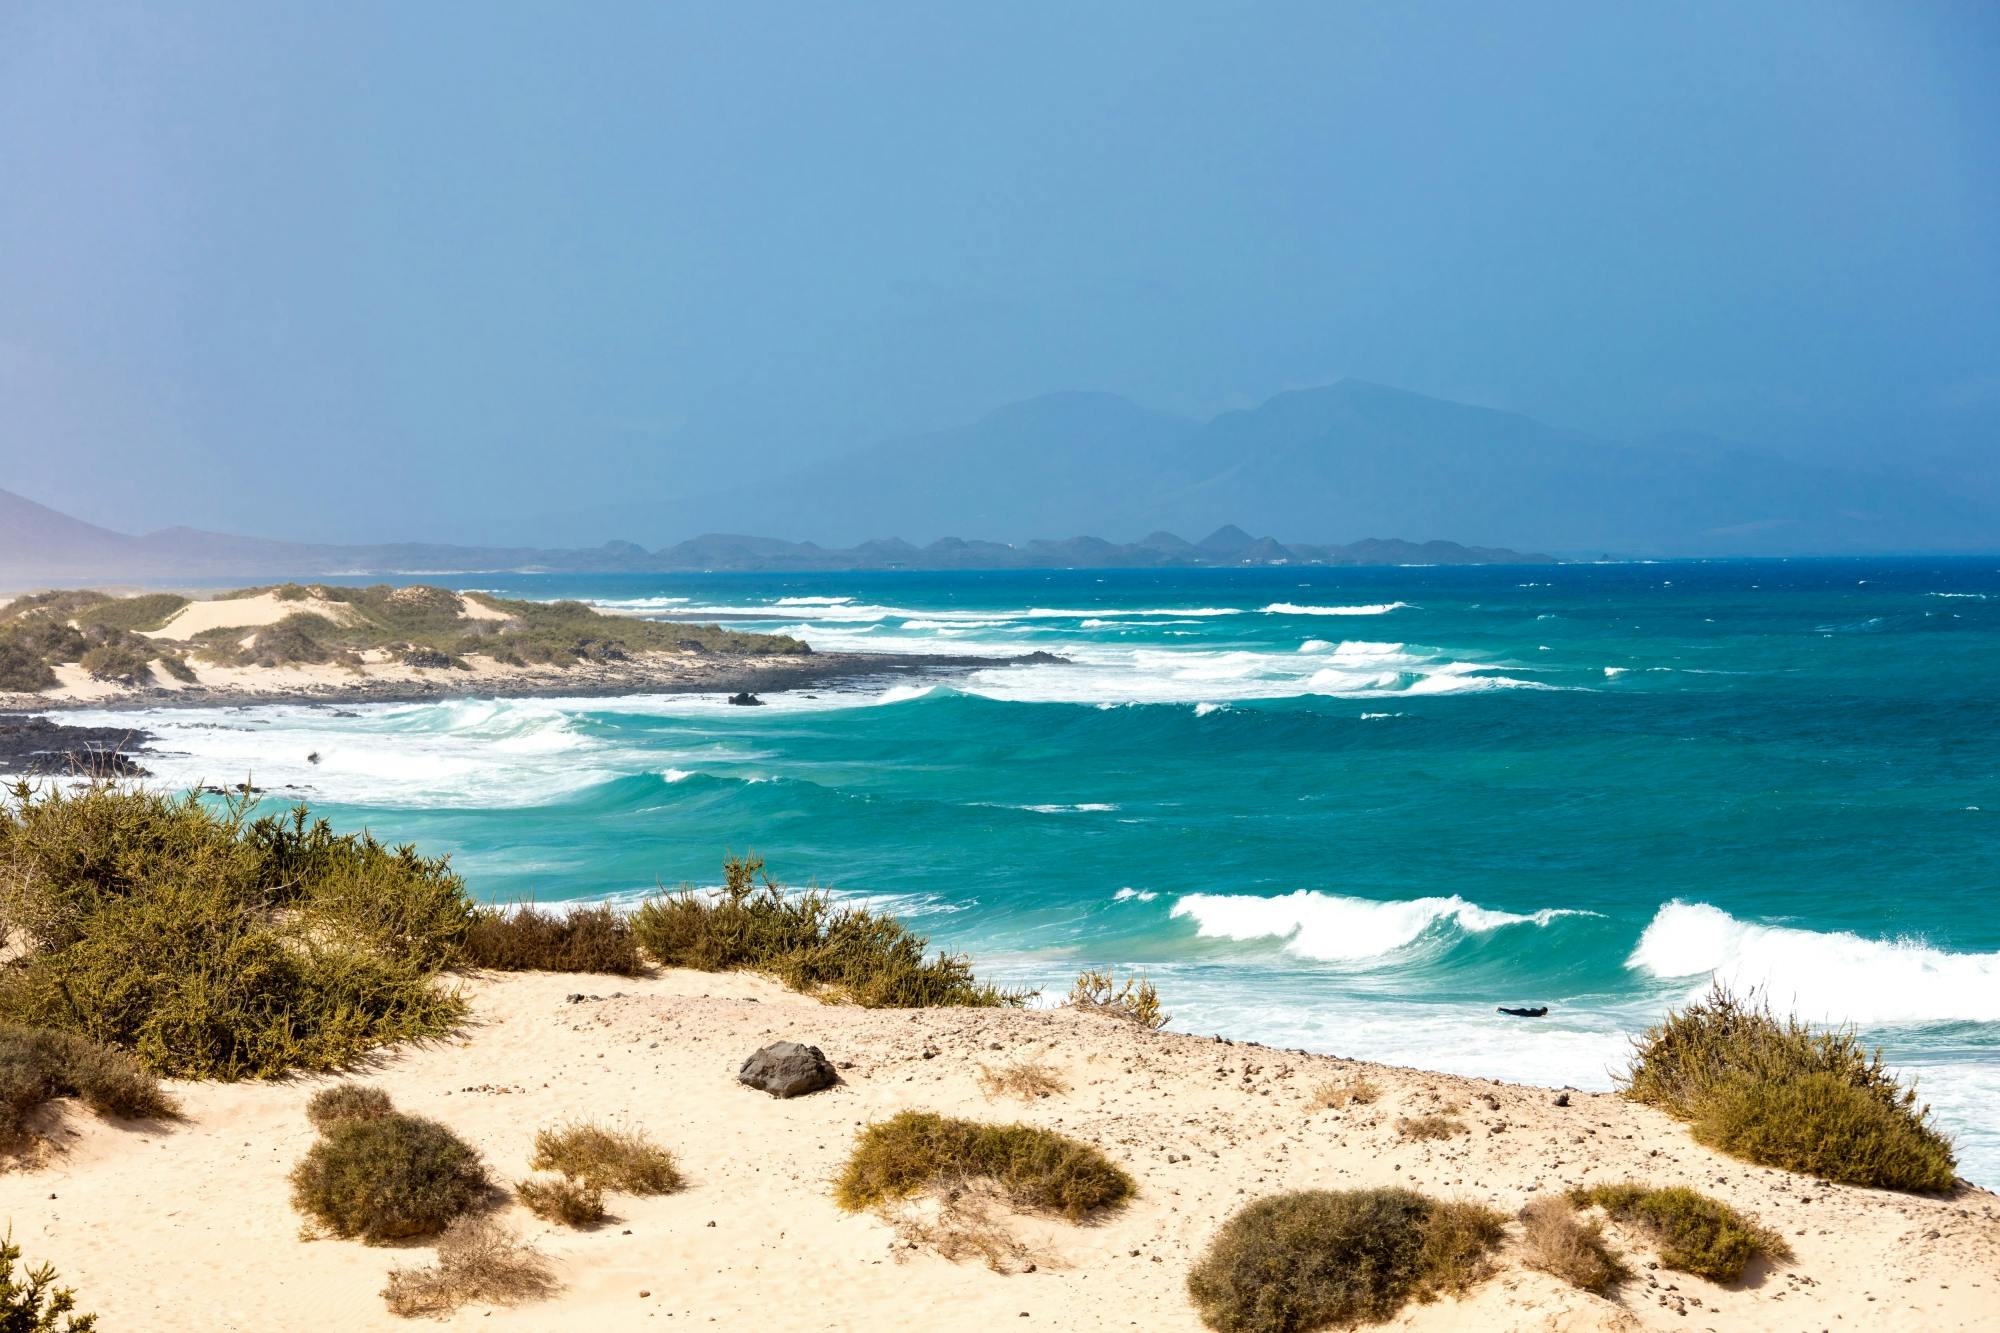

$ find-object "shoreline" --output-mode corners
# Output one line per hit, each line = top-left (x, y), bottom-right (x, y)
(3, 965), (1993, 1331)
(0, 647), (1040, 717)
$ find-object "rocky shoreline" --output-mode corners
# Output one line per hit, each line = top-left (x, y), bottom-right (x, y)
(0, 648), (1058, 774)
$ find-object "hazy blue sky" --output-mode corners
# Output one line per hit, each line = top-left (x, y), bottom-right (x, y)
(2, 1), (1995, 544)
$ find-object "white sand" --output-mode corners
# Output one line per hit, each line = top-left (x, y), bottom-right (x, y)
(4, 967), (1994, 1331)
(142, 591), (364, 640)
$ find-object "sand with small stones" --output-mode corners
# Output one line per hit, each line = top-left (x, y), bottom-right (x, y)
(3, 967), (1996, 1331)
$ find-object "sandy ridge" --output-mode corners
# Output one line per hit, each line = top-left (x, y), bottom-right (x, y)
(5, 967), (1995, 1331)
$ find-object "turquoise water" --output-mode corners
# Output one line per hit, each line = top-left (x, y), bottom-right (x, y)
(87, 560), (2000, 1178)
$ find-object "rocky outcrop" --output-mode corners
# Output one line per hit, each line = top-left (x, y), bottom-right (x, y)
(737, 1041), (837, 1098)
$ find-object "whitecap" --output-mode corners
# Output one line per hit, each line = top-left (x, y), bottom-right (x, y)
(1170, 889), (1590, 962)
(1627, 901), (2000, 1025)
(1261, 601), (1411, 616)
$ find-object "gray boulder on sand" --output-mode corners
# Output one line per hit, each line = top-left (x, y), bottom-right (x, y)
(738, 1041), (838, 1098)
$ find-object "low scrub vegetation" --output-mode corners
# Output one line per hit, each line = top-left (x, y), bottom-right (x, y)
(0, 1233), (95, 1331)
(834, 1110), (1133, 1221)
(0, 1024), (177, 1145)
(0, 784), (471, 1078)
(976, 1056), (1068, 1101)
(306, 1083), (396, 1133)
(0, 599), (173, 695)
(1395, 1112), (1466, 1141)
(1307, 1076), (1380, 1110)
(530, 1122), (682, 1195)
(1519, 1196), (1628, 1294)
(464, 903), (643, 975)
(292, 1112), (493, 1243)
(74, 593), (188, 633)
(1570, 1182), (1789, 1284)
(1186, 1187), (1505, 1333)
(515, 1174), (607, 1227)
(382, 1217), (556, 1319)
(631, 854), (1024, 1008)
(1065, 969), (1167, 1029)
(1624, 984), (1956, 1191)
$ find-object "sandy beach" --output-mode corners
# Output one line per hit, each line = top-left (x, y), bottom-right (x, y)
(4, 965), (1994, 1331)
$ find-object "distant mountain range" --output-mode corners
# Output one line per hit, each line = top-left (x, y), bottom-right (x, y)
(548, 380), (1996, 557)
(0, 488), (1547, 582)
(6, 379), (1993, 584)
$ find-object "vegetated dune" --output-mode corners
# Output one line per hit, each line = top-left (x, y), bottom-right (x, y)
(4, 965), (1995, 1332)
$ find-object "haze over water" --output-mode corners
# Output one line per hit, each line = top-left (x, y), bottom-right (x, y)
(82, 559), (2000, 1178)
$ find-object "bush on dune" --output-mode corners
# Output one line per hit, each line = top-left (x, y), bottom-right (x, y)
(529, 1122), (681, 1195)
(515, 1174), (606, 1227)
(1624, 983), (1956, 1192)
(381, 1216), (555, 1319)
(1185, 1187), (1506, 1333)
(0, 1234), (96, 1332)
(834, 1110), (1133, 1221)
(1065, 969), (1167, 1029)
(291, 1112), (492, 1243)
(1570, 1182), (1788, 1284)
(631, 854), (1023, 1008)
(0, 783), (471, 1079)
(0, 1024), (177, 1145)
(1519, 1196), (1628, 1293)
(464, 903), (643, 975)
(306, 1083), (396, 1132)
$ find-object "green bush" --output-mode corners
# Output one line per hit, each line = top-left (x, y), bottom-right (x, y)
(0, 640), (58, 693)
(1624, 984), (1955, 1191)
(0, 1024), (177, 1143)
(76, 642), (153, 686)
(0, 784), (470, 1079)
(75, 594), (188, 633)
(834, 1110), (1132, 1221)
(291, 1112), (492, 1243)
(307, 1083), (396, 1132)
(1570, 1183), (1789, 1283)
(1186, 1188), (1506, 1333)
(0, 1234), (95, 1332)
(632, 854), (1022, 1008)
(464, 904), (643, 975)
(529, 1122), (681, 1195)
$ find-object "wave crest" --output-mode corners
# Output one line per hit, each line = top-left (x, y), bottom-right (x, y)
(1170, 889), (1587, 962)
(1627, 901), (2000, 1024)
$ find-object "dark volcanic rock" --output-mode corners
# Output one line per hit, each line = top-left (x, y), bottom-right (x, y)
(0, 715), (154, 777)
(737, 1041), (837, 1098)
(726, 691), (765, 707)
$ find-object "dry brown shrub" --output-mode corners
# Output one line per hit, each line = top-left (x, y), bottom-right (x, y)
(382, 1217), (557, 1319)
(516, 1174), (606, 1227)
(530, 1121), (682, 1195)
(1519, 1196), (1629, 1293)
(1395, 1112), (1466, 1141)
(976, 1057), (1068, 1101)
(1307, 1076), (1380, 1110)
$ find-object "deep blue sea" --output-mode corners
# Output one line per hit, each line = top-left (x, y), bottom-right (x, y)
(80, 560), (2000, 1178)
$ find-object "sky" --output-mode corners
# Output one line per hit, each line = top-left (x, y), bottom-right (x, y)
(2, 1), (1996, 546)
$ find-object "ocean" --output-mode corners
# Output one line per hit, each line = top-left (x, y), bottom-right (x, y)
(75, 559), (2000, 1180)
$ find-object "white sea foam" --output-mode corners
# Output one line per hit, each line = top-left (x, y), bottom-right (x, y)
(1170, 889), (1586, 963)
(1113, 887), (1159, 903)
(1193, 702), (1225, 716)
(1021, 802), (1118, 813)
(1627, 901), (2000, 1025)
(660, 768), (695, 783)
(1603, 666), (1629, 678)
(1261, 601), (1411, 616)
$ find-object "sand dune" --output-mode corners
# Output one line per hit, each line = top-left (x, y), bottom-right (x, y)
(4, 967), (1994, 1331)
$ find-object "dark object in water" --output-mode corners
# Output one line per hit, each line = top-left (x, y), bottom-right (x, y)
(727, 691), (766, 707)
(1497, 1005), (1548, 1018)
